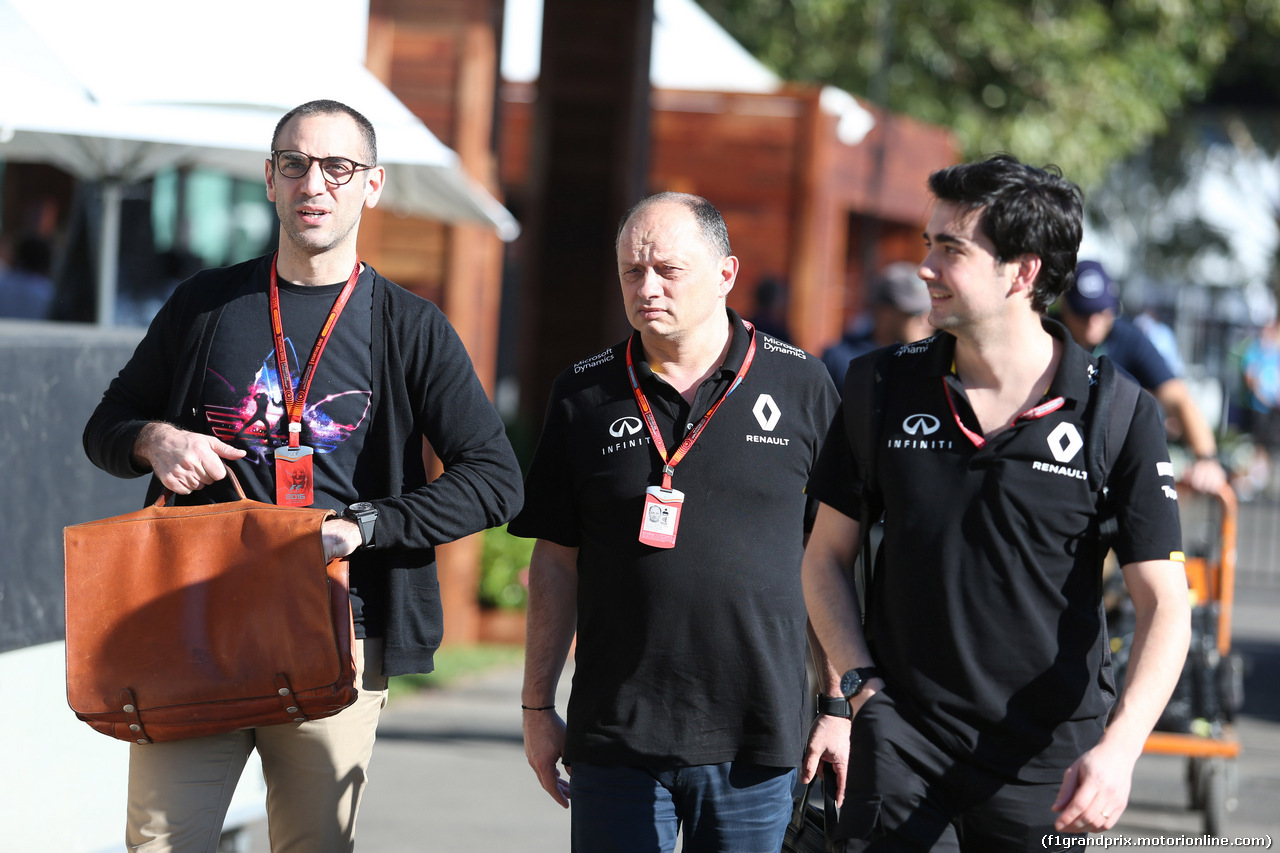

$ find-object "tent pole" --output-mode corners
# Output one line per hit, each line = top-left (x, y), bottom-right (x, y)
(95, 180), (121, 326)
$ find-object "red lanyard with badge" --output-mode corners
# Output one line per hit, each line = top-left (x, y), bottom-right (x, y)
(269, 251), (361, 507)
(625, 321), (757, 548)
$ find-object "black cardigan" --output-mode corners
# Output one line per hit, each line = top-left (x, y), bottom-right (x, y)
(83, 255), (523, 675)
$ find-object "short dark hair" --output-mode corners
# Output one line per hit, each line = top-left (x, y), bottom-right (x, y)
(616, 192), (731, 259)
(272, 99), (377, 165)
(928, 154), (1083, 313)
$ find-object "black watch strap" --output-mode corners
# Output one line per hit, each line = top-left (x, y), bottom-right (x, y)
(343, 501), (378, 549)
(816, 693), (852, 718)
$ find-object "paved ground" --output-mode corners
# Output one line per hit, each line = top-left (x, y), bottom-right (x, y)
(244, 585), (1280, 852)
(242, 665), (572, 853)
(1111, 584), (1280, 848)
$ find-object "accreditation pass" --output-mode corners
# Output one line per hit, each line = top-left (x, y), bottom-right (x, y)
(639, 486), (684, 549)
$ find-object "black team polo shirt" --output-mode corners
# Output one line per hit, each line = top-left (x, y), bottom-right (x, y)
(808, 318), (1183, 782)
(510, 309), (840, 769)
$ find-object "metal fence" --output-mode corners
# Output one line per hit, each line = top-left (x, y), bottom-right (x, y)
(1236, 496), (1280, 585)
(1175, 483), (1279, 586)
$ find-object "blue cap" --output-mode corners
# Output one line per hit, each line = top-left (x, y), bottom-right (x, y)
(1066, 261), (1120, 315)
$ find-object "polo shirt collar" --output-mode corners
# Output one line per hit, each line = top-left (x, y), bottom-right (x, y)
(628, 307), (751, 387)
(1042, 316), (1093, 406)
(916, 317), (1094, 408)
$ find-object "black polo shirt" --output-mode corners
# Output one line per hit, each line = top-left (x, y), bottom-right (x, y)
(510, 309), (840, 769)
(808, 318), (1183, 782)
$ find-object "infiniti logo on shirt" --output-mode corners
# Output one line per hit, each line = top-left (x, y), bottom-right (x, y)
(609, 416), (643, 438)
(902, 414), (940, 436)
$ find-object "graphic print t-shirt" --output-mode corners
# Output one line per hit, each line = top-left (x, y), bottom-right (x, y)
(201, 269), (378, 630)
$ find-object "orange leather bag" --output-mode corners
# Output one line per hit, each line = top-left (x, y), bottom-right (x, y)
(63, 471), (357, 744)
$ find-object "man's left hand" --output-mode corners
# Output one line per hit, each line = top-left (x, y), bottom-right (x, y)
(1051, 739), (1138, 833)
(321, 517), (363, 562)
(801, 712), (851, 807)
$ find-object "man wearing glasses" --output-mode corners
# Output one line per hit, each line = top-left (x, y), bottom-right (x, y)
(83, 100), (523, 852)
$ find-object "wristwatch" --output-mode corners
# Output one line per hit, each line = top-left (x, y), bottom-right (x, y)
(839, 666), (880, 700)
(342, 501), (378, 549)
(815, 693), (852, 719)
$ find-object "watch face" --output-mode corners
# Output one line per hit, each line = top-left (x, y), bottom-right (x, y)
(840, 669), (862, 698)
(349, 502), (374, 513)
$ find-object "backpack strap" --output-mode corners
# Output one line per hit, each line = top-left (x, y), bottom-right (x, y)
(841, 348), (894, 625)
(1087, 356), (1141, 547)
(841, 351), (887, 504)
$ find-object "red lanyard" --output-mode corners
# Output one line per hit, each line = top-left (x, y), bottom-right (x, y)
(941, 377), (1064, 448)
(625, 321), (757, 489)
(269, 252), (361, 448)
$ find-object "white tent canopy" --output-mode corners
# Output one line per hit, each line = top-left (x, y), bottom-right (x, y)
(501, 0), (873, 144)
(0, 0), (520, 323)
(502, 0), (781, 93)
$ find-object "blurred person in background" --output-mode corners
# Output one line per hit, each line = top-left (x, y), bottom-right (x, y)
(821, 261), (935, 388)
(1058, 260), (1226, 494)
(1238, 317), (1280, 497)
(1132, 306), (1187, 378)
(747, 275), (792, 342)
(0, 235), (56, 320)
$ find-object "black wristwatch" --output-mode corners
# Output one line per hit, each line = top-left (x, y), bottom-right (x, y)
(343, 501), (378, 549)
(839, 666), (880, 700)
(815, 693), (852, 719)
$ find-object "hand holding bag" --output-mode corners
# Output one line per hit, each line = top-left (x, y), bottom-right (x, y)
(782, 764), (839, 853)
(64, 470), (358, 744)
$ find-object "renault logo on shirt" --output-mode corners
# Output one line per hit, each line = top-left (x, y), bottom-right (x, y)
(609, 416), (643, 438)
(747, 394), (790, 445)
(1047, 423), (1083, 463)
(1031, 422), (1088, 480)
(752, 394), (781, 431)
(902, 414), (940, 436)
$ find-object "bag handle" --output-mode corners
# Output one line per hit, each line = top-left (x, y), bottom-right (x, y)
(788, 763), (839, 834)
(154, 467), (247, 508)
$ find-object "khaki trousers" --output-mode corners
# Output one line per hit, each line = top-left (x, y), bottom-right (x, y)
(126, 638), (389, 853)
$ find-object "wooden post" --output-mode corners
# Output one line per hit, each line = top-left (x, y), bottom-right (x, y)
(787, 87), (846, 356)
(517, 0), (654, 431)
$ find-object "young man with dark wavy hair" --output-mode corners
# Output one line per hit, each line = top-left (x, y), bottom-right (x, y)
(802, 155), (1190, 851)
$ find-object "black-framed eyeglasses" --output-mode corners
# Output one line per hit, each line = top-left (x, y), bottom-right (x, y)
(271, 150), (374, 186)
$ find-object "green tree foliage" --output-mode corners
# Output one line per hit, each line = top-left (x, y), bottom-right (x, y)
(1087, 109), (1277, 289)
(697, 0), (1280, 189)
(479, 524), (534, 610)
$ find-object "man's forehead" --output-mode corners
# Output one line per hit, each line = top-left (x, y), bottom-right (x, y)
(925, 201), (982, 242)
(620, 204), (701, 251)
(276, 112), (362, 150)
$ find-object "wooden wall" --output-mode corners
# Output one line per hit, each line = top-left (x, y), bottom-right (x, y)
(365, 0), (505, 393)
(649, 90), (802, 319)
(500, 83), (958, 359)
(365, 0), (508, 646)
(357, 1), (957, 645)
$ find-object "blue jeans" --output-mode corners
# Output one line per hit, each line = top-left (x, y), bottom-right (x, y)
(569, 761), (796, 853)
